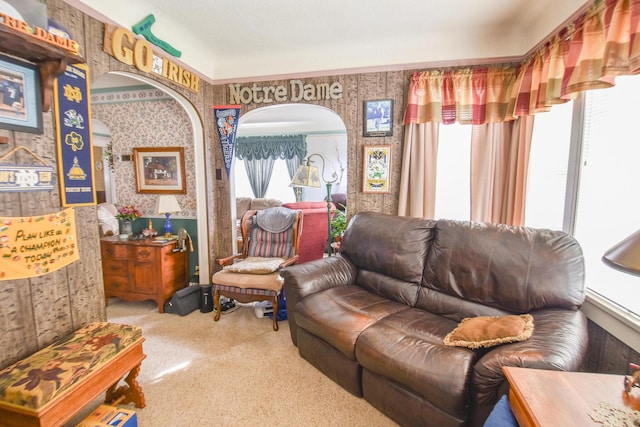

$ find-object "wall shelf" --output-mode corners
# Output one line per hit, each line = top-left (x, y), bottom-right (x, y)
(0, 24), (85, 112)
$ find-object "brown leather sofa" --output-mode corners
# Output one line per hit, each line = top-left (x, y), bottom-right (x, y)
(281, 212), (588, 427)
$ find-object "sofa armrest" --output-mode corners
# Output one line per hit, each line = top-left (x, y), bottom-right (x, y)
(280, 255), (357, 345)
(472, 309), (588, 405)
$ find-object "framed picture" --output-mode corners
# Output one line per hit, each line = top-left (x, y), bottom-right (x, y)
(363, 145), (391, 193)
(363, 99), (393, 137)
(133, 147), (186, 194)
(0, 54), (43, 134)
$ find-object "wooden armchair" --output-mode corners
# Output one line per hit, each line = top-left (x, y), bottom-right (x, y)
(212, 207), (302, 330)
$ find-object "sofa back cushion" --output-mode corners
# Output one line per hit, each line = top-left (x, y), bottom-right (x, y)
(340, 212), (435, 306)
(417, 219), (586, 320)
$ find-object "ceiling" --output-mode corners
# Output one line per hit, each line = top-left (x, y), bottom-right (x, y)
(67, 0), (590, 84)
(78, 0), (589, 135)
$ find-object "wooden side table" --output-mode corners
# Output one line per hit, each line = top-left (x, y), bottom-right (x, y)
(100, 236), (189, 312)
(503, 366), (640, 426)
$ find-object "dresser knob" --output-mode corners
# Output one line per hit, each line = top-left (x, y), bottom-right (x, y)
(138, 249), (151, 259)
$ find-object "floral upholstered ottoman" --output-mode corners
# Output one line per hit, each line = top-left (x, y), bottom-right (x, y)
(0, 322), (146, 427)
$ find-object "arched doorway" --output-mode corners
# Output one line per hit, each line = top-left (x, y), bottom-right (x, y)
(230, 104), (347, 247)
(91, 72), (210, 282)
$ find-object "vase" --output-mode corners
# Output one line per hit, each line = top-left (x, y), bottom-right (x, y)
(119, 219), (133, 235)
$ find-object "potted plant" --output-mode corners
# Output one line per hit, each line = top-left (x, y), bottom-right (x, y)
(330, 205), (347, 251)
(115, 205), (142, 236)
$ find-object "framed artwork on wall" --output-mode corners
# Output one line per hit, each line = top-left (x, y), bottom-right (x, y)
(363, 99), (393, 137)
(0, 54), (43, 134)
(363, 145), (391, 193)
(133, 147), (186, 194)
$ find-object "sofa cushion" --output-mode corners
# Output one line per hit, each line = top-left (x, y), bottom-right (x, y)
(443, 314), (534, 349)
(340, 212), (435, 305)
(250, 198), (282, 211)
(356, 308), (477, 419)
(295, 286), (408, 360)
(236, 197), (252, 219)
(419, 219), (586, 320)
(97, 203), (119, 236)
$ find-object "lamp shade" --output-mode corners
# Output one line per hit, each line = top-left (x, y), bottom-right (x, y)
(290, 164), (321, 188)
(156, 195), (181, 214)
(602, 229), (640, 276)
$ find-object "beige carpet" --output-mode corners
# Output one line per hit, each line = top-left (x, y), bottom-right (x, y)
(66, 298), (397, 426)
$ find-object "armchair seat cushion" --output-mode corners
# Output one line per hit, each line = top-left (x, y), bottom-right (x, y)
(212, 270), (283, 292)
(295, 286), (408, 360)
(356, 309), (476, 418)
(223, 257), (284, 274)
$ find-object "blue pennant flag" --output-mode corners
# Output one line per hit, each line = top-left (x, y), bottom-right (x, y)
(213, 105), (241, 177)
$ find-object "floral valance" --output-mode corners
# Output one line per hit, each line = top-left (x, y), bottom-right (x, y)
(235, 135), (307, 160)
(404, 0), (640, 125)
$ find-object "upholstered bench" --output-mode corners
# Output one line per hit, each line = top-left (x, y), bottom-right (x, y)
(0, 322), (146, 427)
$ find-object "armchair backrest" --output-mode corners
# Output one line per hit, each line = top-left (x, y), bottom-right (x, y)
(240, 207), (302, 260)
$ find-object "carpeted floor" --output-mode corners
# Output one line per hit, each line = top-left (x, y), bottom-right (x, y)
(67, 298), (397, 426)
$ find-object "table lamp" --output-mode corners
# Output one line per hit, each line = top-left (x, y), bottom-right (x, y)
(602, 229), (640, 395)
(290, 153), (338, 256)
(156, 195), (181, 237)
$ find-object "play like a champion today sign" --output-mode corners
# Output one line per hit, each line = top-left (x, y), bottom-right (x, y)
(0, 208), (79, 280)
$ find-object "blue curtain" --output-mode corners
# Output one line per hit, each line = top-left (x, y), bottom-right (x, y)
(244, 157), (275, 198)
(236, 135), (307, 198)
(235, 135), (307, 160)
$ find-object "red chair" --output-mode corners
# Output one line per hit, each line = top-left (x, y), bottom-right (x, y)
(282, 201), (334, 264)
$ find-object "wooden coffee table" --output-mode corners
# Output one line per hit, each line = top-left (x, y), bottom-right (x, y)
(503, 366), (640, 426)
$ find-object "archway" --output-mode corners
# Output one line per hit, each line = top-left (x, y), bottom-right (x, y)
(91, 71), (210, 282)
(230, 104), (348, 247)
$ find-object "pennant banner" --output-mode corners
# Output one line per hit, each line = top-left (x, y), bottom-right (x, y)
(54, 63), (96, 206)
(213, 105), (241, 177)
(0, 208), (80, 281)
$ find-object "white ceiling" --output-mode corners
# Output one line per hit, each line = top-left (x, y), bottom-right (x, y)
(67, 0), (590, 84)
(80, 0), (590, 135)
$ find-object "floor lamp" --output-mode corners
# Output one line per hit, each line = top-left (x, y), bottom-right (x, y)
(602, 229), (640, 397)
(290, 153), (338, 256)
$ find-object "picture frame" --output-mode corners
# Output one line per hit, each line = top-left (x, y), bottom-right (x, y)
(133, 147), (186, 194)
(363, 145), (392, 193)
(363, 99), (393, 137)
(0, 54), (43, 134)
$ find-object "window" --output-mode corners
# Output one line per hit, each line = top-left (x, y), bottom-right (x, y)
(234, 158), (296, 203)
(434, 124), (471, 220)
(573, 76), (640, 316)
(433, 82), (640, 318)
(525, 101), (573, 231)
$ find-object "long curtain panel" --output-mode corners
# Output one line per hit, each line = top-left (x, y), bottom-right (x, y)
(397, 123), (438, 218)
(400, 0), (640, 225)
(470, 116), (534, 225)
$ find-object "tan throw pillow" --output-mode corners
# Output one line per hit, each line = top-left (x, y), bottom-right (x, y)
(223, 257), (284, 274)
(443, 314), (534, 349)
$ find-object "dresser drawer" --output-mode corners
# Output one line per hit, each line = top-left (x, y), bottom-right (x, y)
(132, 246), (157, 262)
(101, 243), (129, 259)
(102, 260), (129, 277)
(103, 275), (129, 293)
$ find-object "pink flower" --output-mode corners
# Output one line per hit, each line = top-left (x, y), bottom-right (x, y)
(115, 205), (142, 221)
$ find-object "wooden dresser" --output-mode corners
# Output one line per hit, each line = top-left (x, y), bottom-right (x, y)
(100, 236), (189, 313)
